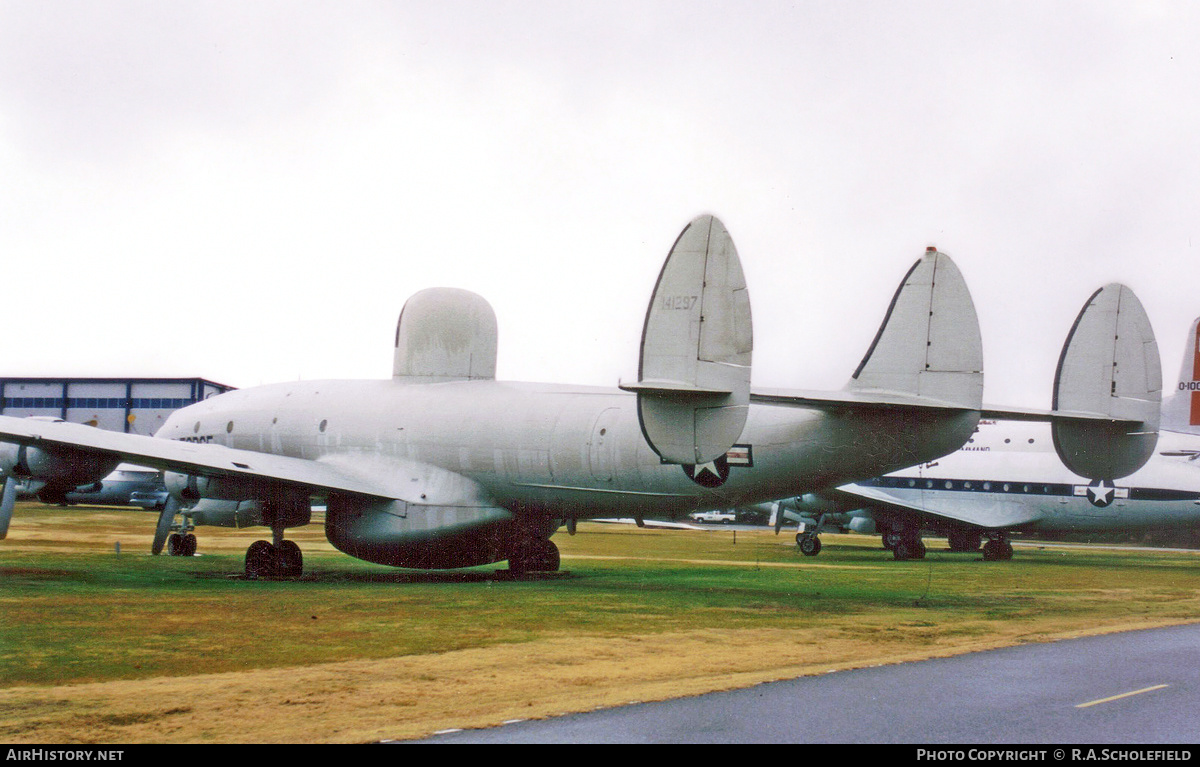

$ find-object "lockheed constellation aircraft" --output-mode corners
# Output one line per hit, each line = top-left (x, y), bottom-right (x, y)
(0, 216), (1159, 577)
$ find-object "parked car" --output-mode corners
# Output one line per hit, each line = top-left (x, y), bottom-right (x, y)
(688, 510), (736, 524)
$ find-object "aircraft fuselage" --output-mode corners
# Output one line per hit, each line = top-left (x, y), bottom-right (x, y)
(159, 378), (978, 521)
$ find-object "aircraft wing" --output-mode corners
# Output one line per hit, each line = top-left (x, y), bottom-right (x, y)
(0, 415), (400, 500)
(751, 389), (1150, 425)
(836, 481), (1045, 530)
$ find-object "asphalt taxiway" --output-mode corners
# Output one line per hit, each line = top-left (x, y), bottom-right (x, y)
(416, 622), (1200, 743)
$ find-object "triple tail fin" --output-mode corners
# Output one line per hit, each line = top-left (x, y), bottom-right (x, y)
(846, 247), (984, 409)
(1160, 317), (1200, 435)
(1051, 284), (1161, 479)
(620, 214), (753, 464)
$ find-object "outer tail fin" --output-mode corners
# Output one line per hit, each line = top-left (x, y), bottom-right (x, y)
(1052, 284), (1161, 479)
(620, 214), (753, 464)
(1161, 317), (1200, 435)
(846, 247), (983, 410)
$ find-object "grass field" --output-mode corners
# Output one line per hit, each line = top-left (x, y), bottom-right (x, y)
(2, 503), (1199, 743)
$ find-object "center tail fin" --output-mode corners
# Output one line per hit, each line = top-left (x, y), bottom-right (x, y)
(1051, 284), (1161, 479)
(846, 247), (984, 410)
(1160, 317), (1200, 435)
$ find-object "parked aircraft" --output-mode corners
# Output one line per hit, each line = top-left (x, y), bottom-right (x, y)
(0, 216), (1159, 577)
(65, 464), (167, 509)
(781, 307), (1199, 561)
(10, 462), (166, 508)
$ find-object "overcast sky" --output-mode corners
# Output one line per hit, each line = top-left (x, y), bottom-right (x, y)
(2, 1), (1198, 410)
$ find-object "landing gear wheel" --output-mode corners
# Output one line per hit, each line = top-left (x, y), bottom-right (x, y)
(181, 533), (197, 557)
(167, 533), (183, 556)
(798, 534), (822, 557)
(882, 532), (901, 551)
(245, 540), (278, 579)
(982, 539), (1014, 561)
(277, 540), (303, 578)
(892, 538), (926, 561)
(508, 539), (561, 574)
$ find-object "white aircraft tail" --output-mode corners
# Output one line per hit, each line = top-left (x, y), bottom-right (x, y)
(846, 247), (983, 410)
(1161, 317), (1200, 435)
(620, 215), (753, 464)
(1051, 284), (1161, 479)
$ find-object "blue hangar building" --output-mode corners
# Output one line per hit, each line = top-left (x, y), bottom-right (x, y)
(0, 377), (235, 435)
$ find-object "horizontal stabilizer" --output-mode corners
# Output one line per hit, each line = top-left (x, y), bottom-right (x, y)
(629, 215), (753, 464)
(1052, 284), (1161, 479)
(751, 387), (978, 412)
(619, 380), (733, 397)
(848, 248), (983, 411)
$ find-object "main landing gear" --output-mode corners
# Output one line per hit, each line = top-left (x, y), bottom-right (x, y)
(981, 535), (1014, 561)
(507, 538), (561, 575)
(793, 513), (827, 557)
(245, 526), (303, 579)
(796, 533), (821, 556)
(167, 531), (197, 557)
(883, 522), (926, 561)
(152, 497), (200, 558)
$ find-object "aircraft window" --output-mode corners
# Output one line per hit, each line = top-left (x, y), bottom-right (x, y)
(908, 479), (916, 487)
(1023, 485), (1030, 492)
(925, 480), (934, 489)
(1028, 439), (1035, 444)
(319, 419), (328, 432)
(944, 481), (953, 489)
(964, 482), (972, 489)
(226, 421), (234, 433)
(1003, 484), (1010, 491)
(193, 422), (200, 433)
(600, 428), (607, 436)
(1004, 439), (1011, 444)
(983, 482), (991, 491)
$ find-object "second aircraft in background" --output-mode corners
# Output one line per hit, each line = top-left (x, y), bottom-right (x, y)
(775, 315), (1200, 560)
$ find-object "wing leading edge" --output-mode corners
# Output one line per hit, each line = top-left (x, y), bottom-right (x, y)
(0, 415), (399, 500)
(836, 482), (1045, 530)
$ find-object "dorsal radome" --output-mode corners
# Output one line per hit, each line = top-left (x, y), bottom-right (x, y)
(394, 288), (498, 383)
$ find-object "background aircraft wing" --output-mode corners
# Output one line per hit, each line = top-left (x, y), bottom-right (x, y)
(0, 414), (400, 500)
(837, 481), (1044, 530)
(591, 518), (707, 530)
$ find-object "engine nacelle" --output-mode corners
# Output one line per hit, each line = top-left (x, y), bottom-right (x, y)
(164, 472), (311, 529)
(0, 442), (119, 489)
(164, 471), (268, 502)
(781, 493), (862, 515)
(185, 499), (264, 529)
(847, 514), (877, 535)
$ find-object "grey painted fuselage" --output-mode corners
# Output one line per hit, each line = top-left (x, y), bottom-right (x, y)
(158, 378), (978, 521)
